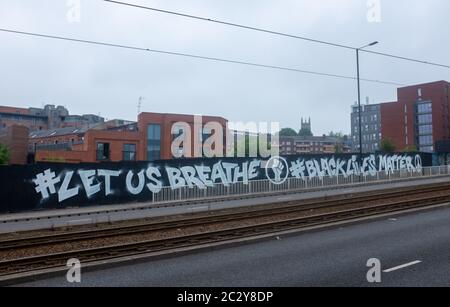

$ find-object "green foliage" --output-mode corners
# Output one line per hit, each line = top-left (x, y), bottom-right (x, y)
(279, 128), (298, 137)
(298, 127), (313, 137)
(334, 143), (344, 154)
(228, 135), (271, 157)
(380, 138), (396, 153)
(0, 144), (10, 165)
(328, 131), (344, 138)
(403, 145), (418, 153)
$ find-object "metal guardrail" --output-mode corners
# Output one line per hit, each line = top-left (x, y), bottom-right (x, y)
(153, 166), (450, 204)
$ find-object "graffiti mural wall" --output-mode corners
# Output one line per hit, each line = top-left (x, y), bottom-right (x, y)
(0, 153), (432, 213)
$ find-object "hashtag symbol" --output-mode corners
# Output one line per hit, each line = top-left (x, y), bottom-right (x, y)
(289, 159), (306, 180)
(33, 169), (61, 199)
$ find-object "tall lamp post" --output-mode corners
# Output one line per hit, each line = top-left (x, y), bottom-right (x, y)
(356, 41), (379, 170)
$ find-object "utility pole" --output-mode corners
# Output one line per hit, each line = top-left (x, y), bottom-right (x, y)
(356, 41), (379, 173)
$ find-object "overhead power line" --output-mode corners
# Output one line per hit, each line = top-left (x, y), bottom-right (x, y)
(0, 28), (405, 86)
(103, 0), (450, 69)
(103, 0), (354, 51)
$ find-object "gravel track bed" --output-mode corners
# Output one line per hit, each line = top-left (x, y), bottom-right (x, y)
(1, 189), (447, 261)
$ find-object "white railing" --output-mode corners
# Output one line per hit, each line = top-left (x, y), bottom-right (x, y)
(152, 166), (450, 204)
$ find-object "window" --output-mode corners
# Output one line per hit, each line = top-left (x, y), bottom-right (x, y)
(417, 102), (432, 114)
(147, 124), (161, 161)
(418, 125), (433, 135)
(123, 144), (137, 161)
(419, 135), (433, 146)
(97, 143), (110, 161)
(420, 146), (433, 153)
(418, 114), (433, 125)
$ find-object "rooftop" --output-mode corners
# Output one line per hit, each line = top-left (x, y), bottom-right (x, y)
(281, 135), (342, 143)
(29, 127), (88, 139)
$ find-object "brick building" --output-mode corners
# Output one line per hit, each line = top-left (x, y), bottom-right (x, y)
(279, 136), (351, 155)
(0, 125), (29, 165)
(34, 128), (143, 163)
(0, 106), (48, 132)
(0, 104), (104, 133)
(350, 81), (450, 153)
(32, 112), (228, 163)
(380, 81), (450, 152)
(138, 112), (228, 160)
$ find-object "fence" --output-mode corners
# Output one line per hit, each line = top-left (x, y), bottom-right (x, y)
(153, 165), (450, 204)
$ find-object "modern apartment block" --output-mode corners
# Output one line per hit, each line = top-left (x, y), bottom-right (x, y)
(350, 81), (450, 154)
(380, 81), (450, 153)
(350, 101), (381, 153)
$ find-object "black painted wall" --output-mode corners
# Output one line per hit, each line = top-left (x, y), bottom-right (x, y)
(0, 153), (432, 213)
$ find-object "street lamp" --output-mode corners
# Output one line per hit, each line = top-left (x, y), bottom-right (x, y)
(356, 41), (379, 169)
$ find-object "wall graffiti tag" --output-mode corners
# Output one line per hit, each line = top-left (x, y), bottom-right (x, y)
(0, 153), (430, 213)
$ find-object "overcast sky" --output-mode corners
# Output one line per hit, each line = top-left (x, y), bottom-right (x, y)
(0, 0), (449, 135)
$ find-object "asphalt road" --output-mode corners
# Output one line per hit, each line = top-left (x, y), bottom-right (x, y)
(14, 204), (450, 287)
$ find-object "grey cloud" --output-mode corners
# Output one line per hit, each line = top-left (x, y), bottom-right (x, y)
(0, 0), (449, 134)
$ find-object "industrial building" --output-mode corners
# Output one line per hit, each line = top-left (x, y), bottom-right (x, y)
(0, 104), (104, 132)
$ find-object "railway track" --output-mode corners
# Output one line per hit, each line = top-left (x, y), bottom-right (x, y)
(1, 182), (450, 279)
(1, 182), (450, 251)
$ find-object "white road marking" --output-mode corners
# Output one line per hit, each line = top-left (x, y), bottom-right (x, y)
(383, 260), (422, 273)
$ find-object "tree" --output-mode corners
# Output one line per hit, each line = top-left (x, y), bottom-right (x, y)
(329, 131), (344, 138)
(298, 127), (313, 137)
(228, 134), (272, 157)
(0, 144), (10, 165)
(279, 128), (298, 137)
(334, 143), (344, 154)
(403, 145), (418, 153)
(380, 138), (396, 153)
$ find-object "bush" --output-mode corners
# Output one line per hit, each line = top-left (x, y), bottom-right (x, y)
(0, 144), (10, 165)
(380, 138), (396, 153)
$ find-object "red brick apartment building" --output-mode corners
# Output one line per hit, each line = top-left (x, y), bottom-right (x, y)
(380, 81), (450, 152)
(32, 112), (228, 163)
